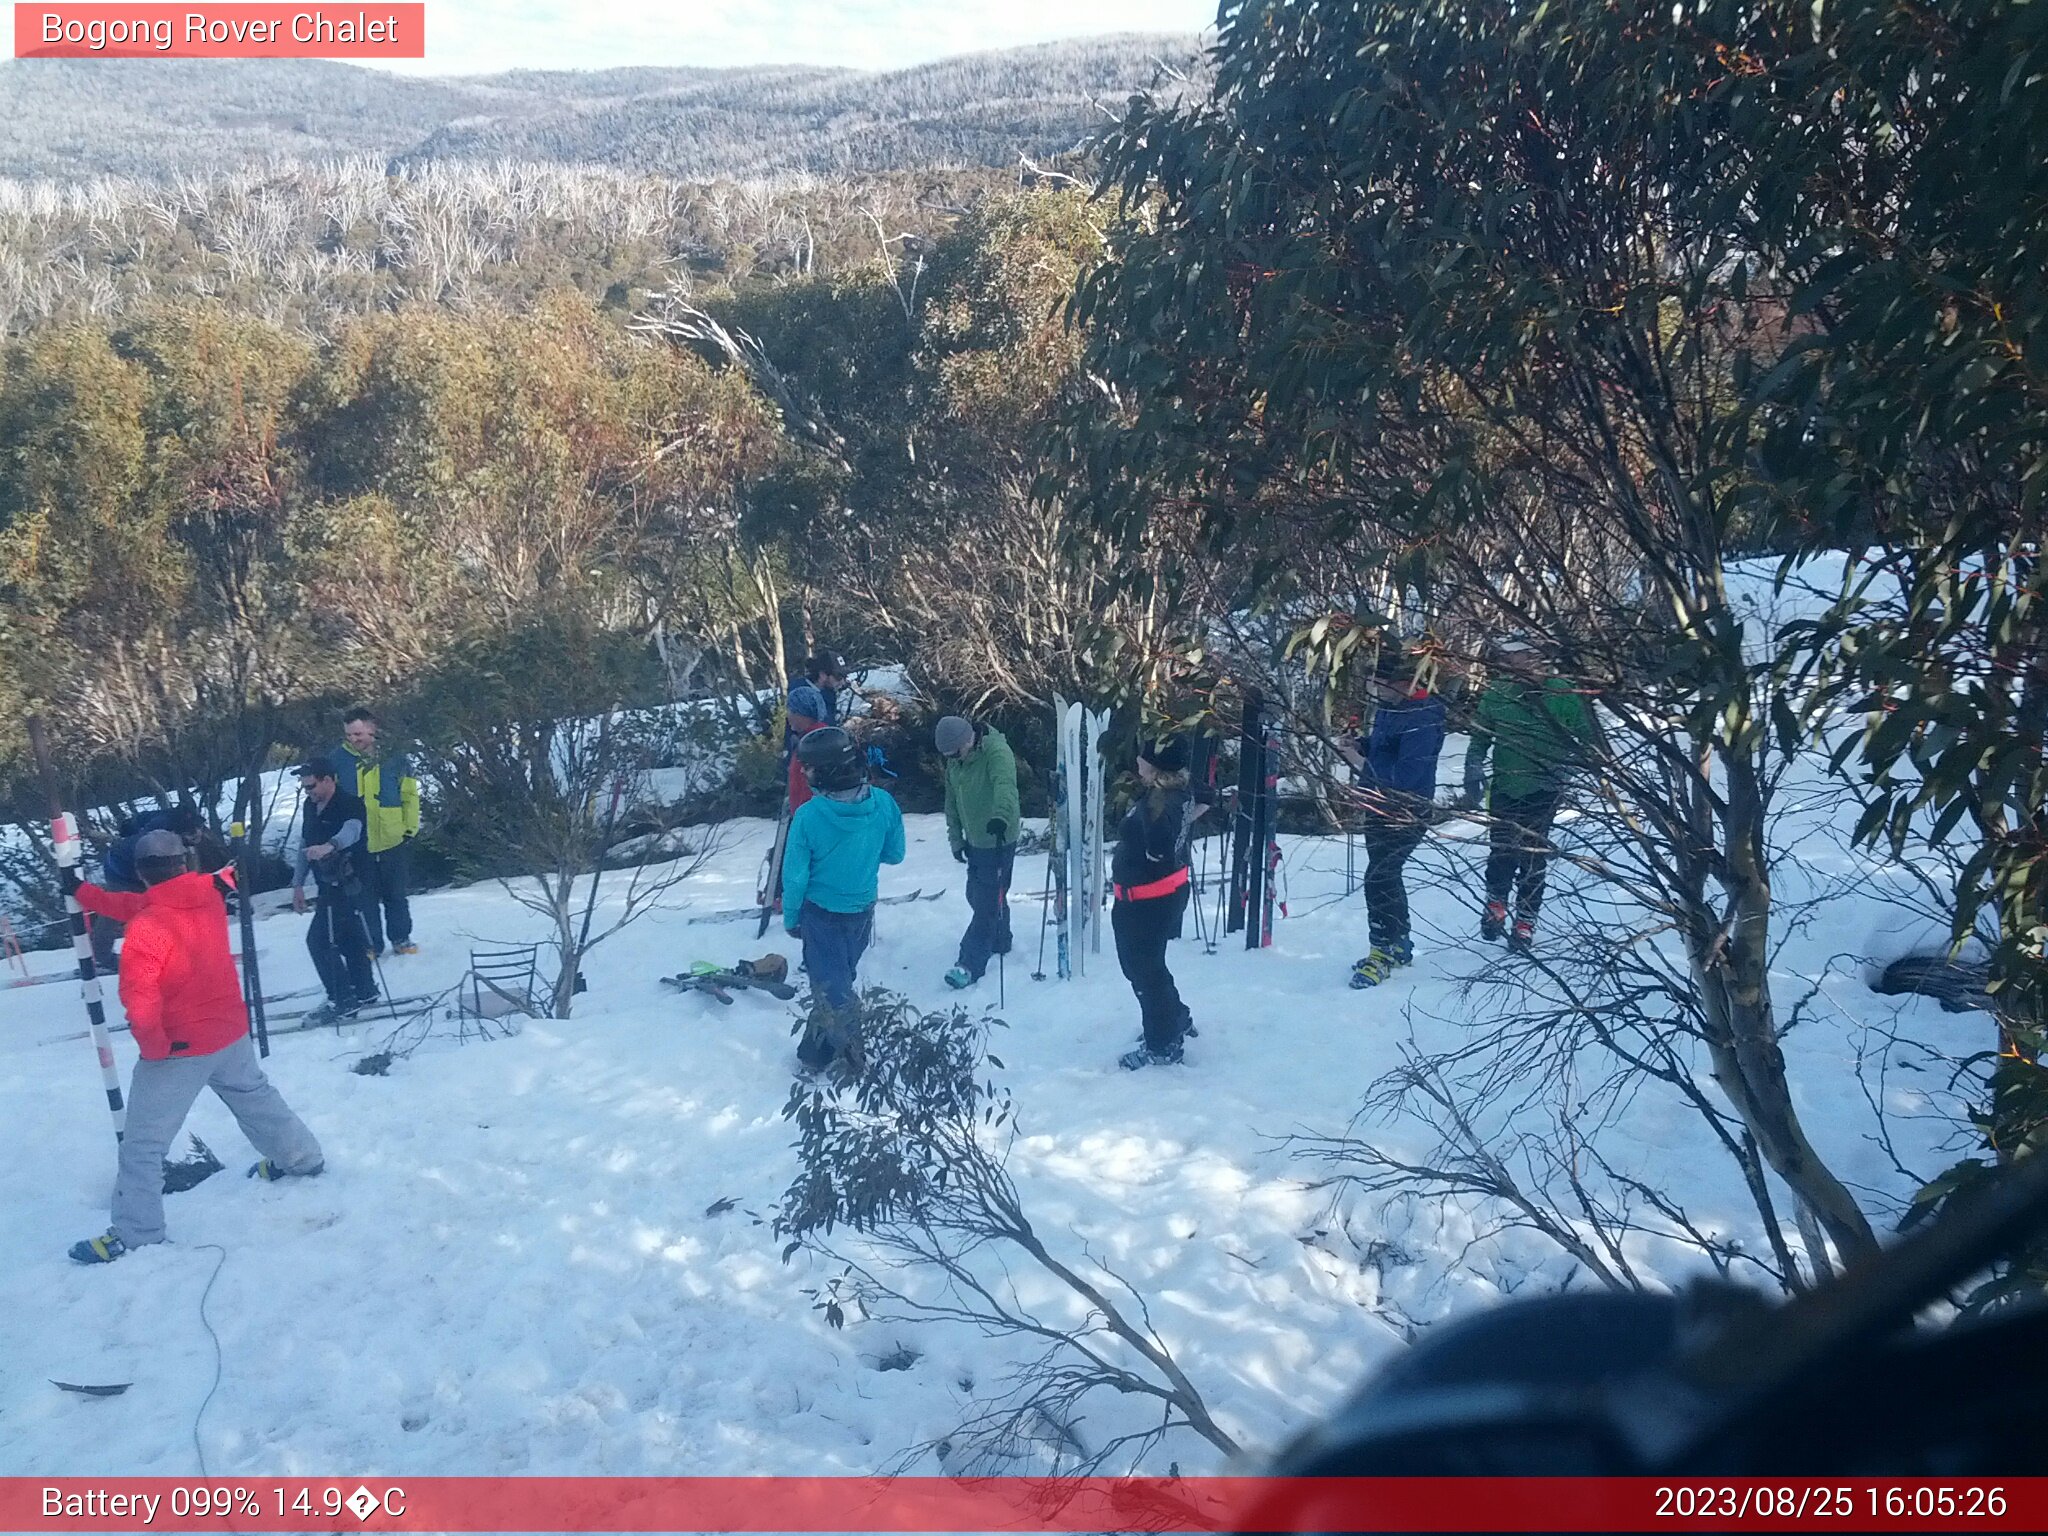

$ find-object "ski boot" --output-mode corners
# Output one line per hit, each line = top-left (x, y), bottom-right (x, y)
(1349, 941), (1413, 989)
(69, 1231), (128, 1265)
(393, 942), (420, 956)
(943, 967), (975, 990)
(1480, 901), (1508, 942)
(249, 1158), (325, 1182)
(1507, 919), (1536, 956)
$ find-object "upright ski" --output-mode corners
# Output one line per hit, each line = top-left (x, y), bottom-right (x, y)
(1049, 752), (1071, 980)
(1084, 705), (1109, 959)
(755, 800), (794, 940)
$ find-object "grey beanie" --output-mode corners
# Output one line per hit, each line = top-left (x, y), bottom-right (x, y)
(135, 828), (188, 860)
(934, 716), (975, 756)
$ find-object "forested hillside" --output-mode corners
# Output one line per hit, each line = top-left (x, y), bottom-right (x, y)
(0, 37), (1205, 181)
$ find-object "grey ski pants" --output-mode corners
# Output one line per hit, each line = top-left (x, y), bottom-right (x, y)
(111, 1035), (324, 1247)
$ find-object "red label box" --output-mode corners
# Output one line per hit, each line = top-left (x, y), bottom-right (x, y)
(15, 4), (425, 59)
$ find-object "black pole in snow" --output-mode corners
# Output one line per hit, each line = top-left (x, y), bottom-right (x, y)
(26, 717), (126, 1144)
(234, 750), (271, 1057)
(1227, 691), (1261, 935)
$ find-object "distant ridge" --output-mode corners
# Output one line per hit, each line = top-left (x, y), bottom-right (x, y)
(0, 36), (1208, 182)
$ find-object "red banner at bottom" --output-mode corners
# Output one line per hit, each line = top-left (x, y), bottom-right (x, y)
(2, 1477), (2039, 1532)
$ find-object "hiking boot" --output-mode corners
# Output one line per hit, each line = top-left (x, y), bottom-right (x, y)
(393, 942), (420, 956)
(1507, 920), (1536, 955)
(1480, 901), (1508, 942)
(69, 1231), (128, 1264)
(1119, 1040), (1185, 1071)
(249, 1158), (324, 1182)
(943, 967), (975, 990)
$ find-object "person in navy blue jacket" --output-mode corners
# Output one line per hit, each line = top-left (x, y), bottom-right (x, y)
(1337, 646), (1447, 988)
(91, 805), (203, 974)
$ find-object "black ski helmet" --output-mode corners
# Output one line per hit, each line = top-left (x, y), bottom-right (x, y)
(796, 726), (866, 792)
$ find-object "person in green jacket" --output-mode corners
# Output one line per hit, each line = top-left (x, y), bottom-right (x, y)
(782, 727), (906, 1075)
(1459, 639), (1596, 954)
(935, 715), (1021, 990)
(333, 707), (422, 957)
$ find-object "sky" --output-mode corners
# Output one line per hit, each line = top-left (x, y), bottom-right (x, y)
(368, 1), (1218, 76)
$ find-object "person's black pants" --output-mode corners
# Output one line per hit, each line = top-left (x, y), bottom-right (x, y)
(1484, 790), (1563, 922)
(1362, 816), (1429, 952)
(308, 890), (377, 1005)
(957, 843), (1015, 979)
(358, 841), (413, 953)
(1113, 889), (1191, 1052)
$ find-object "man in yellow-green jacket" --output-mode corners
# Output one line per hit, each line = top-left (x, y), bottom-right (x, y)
(332, 706), (422, 957)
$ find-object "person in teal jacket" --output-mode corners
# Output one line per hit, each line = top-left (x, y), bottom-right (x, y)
(1460, 638), (1597, 953)
(782, 726), (905, 1074)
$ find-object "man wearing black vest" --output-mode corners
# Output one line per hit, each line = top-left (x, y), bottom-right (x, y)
(290, 760), (379, 1019)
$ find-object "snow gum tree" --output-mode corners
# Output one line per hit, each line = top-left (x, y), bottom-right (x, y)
(1677, 0), (2048, 1304)
(1056, 0), (1879, 1268)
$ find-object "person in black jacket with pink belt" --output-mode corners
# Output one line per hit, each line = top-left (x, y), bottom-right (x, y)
(1112, 734), (1202, 1071)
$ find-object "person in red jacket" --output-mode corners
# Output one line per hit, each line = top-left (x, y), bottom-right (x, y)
(68, 829), (325, 1264)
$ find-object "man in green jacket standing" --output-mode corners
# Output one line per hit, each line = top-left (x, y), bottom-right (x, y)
(333, 706), (422, 957)
(936, 715), (1021, 990)
(1460, 639), (1596, 954)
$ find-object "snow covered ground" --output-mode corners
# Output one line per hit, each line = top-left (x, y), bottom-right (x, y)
(0, 786), (1980, 1479)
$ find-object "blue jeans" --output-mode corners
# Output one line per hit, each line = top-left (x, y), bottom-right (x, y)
(796, 901), (872, 1069)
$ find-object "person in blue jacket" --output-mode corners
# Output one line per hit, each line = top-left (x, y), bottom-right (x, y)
(781, 725), (905, 1076)
(1338, 646), (1447, 988)
(92, 805), (203, 973)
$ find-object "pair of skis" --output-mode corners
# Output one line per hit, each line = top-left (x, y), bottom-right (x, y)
(661, 961), (798, 1005)
(695, 886), (944, 927)
(1226, 690), (1283, 949)
(1053, 697), (1109, 976)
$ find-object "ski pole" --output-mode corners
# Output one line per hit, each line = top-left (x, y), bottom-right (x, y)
(1032, 839), (1052, 980)
(998, 950), (1006, 1011)
(355, 896), (398, 1014)
(26, 717), (126, 1144)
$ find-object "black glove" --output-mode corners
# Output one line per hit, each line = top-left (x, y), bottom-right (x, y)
(952, 846), (968, 863)
(985, 817), (1008, 841)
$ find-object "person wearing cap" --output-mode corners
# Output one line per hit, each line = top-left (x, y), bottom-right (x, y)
(784, 652), (850, 815)
(781, 726), (905, 1075)
(89, 804), (204, 974)
(1111, 734), (1201, 1070)
(68, 831), (324, 1263)
(332, 706), (421, 958)
(935, 714), (1021, 991)
(289, 760), (379, 1018)
(1336, 645), (1447, 988)
(1459, 637), (1596, 954)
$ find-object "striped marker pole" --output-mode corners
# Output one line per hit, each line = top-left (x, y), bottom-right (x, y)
(26, 717), (125, 1143)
